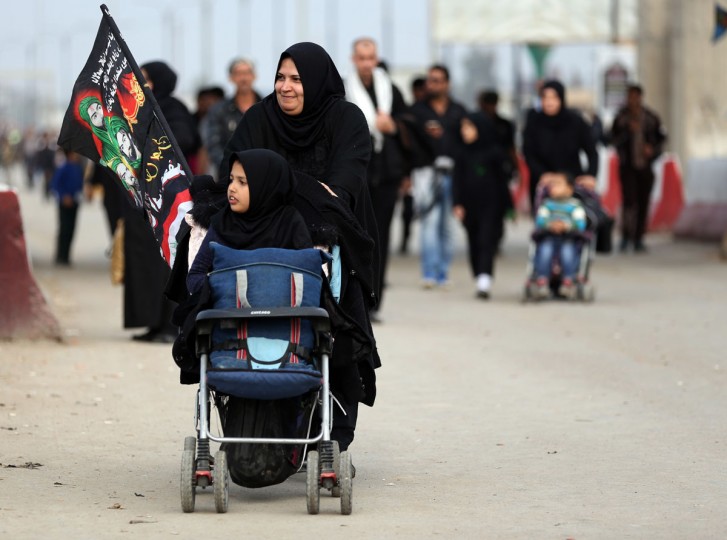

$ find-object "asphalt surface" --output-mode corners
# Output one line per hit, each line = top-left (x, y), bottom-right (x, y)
(1, 178), (726, 539)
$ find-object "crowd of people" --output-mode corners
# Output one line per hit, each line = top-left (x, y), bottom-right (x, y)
(0, 36), (668, 466)
(0, 37), (667, 317)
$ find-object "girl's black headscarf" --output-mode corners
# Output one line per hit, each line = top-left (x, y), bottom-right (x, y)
(261, 42), (346, 150)
(211, 149), (311, 250)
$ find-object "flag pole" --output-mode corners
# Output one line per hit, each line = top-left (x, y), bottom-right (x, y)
(99, 3), (194, 182)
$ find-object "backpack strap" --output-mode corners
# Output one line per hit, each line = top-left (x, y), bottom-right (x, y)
(236, 269), (251, 308)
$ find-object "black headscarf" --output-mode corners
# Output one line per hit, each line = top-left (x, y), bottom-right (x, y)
(211, 149), (311, 250)
(141, 61), (178, 100)
(539, 79), (568, 129)
(261, 42), (346, 150)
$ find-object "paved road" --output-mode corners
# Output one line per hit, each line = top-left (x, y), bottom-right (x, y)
(1, 183), (726, 539)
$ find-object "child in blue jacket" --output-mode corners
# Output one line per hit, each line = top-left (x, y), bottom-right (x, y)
(533, 171), (586, 298)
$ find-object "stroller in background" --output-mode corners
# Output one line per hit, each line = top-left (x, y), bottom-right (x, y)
(523, 183), (603, 302)
(180, 244), (353, 515)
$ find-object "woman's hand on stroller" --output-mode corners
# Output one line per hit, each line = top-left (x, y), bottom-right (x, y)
(452, 204), (466, 222)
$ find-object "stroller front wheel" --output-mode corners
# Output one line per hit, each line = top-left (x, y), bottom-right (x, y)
(339, 451), (353, 515)
(213, 450), (229, 513)
(306, 450), (320, 514)
(180, 449), (196, 513)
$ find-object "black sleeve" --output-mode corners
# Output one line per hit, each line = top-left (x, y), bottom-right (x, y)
(164, 99), (201, 156)
(324, 102), (372, 202)
(219, 104), (266, 182)
(522, 118), (547, 184)
(391, 84), (408, 117)
(579, 116), (599, 177)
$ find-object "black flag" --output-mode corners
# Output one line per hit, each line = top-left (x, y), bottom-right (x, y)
(58, 4), (192, 266)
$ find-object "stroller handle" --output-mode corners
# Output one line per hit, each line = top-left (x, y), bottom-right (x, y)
(195, 306), (331, 335)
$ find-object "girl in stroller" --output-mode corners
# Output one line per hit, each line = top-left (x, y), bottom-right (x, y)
(179, 148), (356, 514)
(187, 149), (311, 293)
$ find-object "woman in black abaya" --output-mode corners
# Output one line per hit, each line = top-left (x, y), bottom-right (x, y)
(222, 42), (380, 452)
(522, 79), (598, 214)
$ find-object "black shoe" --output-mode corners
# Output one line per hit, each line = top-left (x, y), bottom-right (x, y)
(619, 238), (629, 253)
(133, 330), (176, 344)
(634, 242), (648, 253)
(132, 330), (156, 342)
(476, 290), (490, 300)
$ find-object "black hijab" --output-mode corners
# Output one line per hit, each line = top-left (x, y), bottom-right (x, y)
(261, 42), (346, 150)
(211, 149), (311, 250)
(141, 61), (177, 100)
(538, 79), (569, 129)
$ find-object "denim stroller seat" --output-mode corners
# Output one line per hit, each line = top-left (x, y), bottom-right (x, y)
(205, 244), (326, 399)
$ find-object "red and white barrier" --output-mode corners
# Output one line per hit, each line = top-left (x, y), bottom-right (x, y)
(0, 188), (62, 340)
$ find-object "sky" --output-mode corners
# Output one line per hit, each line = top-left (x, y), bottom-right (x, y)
(0, 0), (430, 124)
(0, 0), (632, 129)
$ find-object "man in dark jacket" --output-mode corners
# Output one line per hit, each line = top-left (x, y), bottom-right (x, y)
(203, 58), (262, 179)
(610, 84), (667, 252)
(345, 38), (408, 321)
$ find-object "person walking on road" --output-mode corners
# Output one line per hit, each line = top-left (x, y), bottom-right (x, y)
(50, 150), (85, 266)
(404, 64), (470, 289)
(609, 84), (666, 253)
(222, 42), (381, 453)
(522, 79), (598, 216)
(345, 37), (408, 322)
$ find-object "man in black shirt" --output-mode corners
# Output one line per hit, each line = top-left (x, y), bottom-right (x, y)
(404, 64), (471, 289)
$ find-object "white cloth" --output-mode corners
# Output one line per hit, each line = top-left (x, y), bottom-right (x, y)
(345, 67), (393, 153)
(185, 213), (208, 269)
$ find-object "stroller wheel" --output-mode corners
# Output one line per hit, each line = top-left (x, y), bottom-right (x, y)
(339, 451), (353, 515)
(306, 450), (320, 515)
(180, 448), (196, 513)
(213, 450), (229, 513)
(183, 436), (196, 452)
(584, 283), (596, 302)
(331, 441), (341, 498)
(522, 284), (532, 303)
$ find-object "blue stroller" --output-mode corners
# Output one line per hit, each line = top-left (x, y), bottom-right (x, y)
(180, 244), (353, 515)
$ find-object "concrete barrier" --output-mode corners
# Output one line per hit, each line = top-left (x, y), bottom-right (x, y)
(0, 188), (62, 340)
(649, 155), (685, 232)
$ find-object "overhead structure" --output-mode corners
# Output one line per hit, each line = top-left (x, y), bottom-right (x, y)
(432, 0), (638, 44)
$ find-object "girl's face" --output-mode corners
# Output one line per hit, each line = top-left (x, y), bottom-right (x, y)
(541, 88), (562, 116)
(228, 161), (250, 213)
(275, 58), (304, 116)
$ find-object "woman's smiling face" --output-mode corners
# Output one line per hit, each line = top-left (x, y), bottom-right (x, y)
(275, 58), (304, 116)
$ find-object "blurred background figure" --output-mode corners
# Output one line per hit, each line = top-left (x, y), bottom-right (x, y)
(345, 38), (408, 322)
(522, 79), (598, 215)
(609, 84), (667, 253)
(50, 150), (85, 266)
(478, 89), (517, 252)
(193, 85), (225, 176)
(406, 64), (469, 289)
(203, 58), (262, 179)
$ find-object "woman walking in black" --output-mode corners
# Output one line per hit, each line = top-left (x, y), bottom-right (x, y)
(222, 42), (380, 453)
(522, 80), (598, 214)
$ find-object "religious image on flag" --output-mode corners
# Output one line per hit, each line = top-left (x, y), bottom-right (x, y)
(57, 4), (192, 266)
